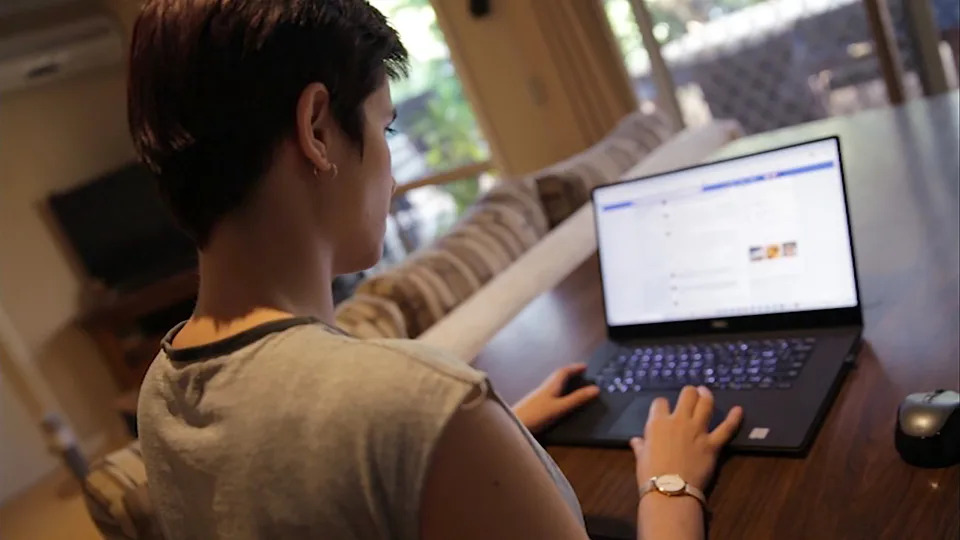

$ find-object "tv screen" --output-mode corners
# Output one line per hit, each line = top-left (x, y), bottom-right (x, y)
(48, 163), (197, 292)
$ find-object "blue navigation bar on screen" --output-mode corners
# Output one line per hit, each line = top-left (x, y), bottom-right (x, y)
(599, 160), (836, 212)
(701, 161), (835, 193)
(602, 201), (634, 211)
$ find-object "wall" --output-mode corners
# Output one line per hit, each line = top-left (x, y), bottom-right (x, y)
(100, 0), (140, 38)
(0, 348), (58, 503)
(430, 0), (636, 176)
(0, 65), (134, 492)
(0, 1), (141, 499)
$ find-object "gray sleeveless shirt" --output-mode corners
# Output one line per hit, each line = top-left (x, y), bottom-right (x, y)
(138, 318), (583, 539)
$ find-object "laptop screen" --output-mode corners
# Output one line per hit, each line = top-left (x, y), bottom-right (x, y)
(593, 138), (858, 328)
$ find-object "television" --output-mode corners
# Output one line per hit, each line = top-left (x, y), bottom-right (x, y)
(48, 163), (197, 292)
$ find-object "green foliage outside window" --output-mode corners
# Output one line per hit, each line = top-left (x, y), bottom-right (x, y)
(375, 0), (488, 223)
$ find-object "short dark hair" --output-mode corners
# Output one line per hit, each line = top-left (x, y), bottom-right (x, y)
(128, 0), (408, 245)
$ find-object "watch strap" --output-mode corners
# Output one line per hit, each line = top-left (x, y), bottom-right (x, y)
(638, 476), (707, 508)
(682, 483), (707, 507)
(637, 477), (657, 499)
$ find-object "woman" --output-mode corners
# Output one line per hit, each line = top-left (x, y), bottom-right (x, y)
(130, 1), (743, 539)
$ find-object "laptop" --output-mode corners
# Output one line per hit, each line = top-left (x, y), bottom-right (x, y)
(539, 137), (863, 455)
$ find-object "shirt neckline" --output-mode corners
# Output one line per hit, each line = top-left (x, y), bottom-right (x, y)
(161, 316), (342, 363)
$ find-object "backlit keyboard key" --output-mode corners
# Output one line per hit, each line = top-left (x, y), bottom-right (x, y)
(600, 338), (815, 392)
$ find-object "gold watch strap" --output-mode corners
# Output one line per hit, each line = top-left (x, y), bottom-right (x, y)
(638, 476), (707, 508)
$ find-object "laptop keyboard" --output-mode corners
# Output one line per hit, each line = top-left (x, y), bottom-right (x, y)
(595, 337), (816, 393)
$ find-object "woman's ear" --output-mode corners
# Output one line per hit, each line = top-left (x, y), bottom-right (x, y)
(296, 82), (334, 174)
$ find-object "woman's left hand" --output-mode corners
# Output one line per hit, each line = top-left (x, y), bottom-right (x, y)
(512, 364), (601, 434)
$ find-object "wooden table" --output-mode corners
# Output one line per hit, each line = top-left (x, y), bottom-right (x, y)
(475, 92), (960, 539)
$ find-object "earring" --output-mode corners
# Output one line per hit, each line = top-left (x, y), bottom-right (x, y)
(313, 164), (338, 180)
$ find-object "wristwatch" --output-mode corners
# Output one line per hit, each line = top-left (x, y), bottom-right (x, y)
(638, 474), (707, 508)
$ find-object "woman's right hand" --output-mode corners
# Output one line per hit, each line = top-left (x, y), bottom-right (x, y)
(630, 385), (743, 492)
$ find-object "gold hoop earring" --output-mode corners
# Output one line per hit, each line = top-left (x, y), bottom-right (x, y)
(312, 165), (338, 180)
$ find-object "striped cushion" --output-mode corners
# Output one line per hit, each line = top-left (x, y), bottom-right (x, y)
(356, 271), (435, 339)
(411, 248), (484, 300)
(456, 212), (525, 261)
(334, 293), (409, 339)
(533, 109), (678, 227)
(375, 203), (540, 337)
(432, 233), (506, 285)
(535, 171), (591, 229)
(477, 181), (550, 238)
(83, 442), (162, 540)
(356, 204), (541, 338)
(402, 262), (459, 326)
(442, 223), (516, 270)
(611, 109), (675, 152)
(466, 202), (542, 253)
(568, 146), (628, 190)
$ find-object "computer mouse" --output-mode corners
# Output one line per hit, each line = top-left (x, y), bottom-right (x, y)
(895, 389), (960, 468)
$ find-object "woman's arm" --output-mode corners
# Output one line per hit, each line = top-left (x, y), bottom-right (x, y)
(420, 398), (590, 540)
(632, 386), (743, 540)
(420, 385), (741, 540)
(638, 495), (704, 540)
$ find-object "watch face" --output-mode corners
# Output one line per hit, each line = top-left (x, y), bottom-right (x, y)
(655, 474), (686, 494)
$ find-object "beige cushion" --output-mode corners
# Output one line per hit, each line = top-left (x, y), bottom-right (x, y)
(334, 293), (409, 339)
(83, 442), (162, 540)
(356, 202), (542, 338)
(610, 108), (676, 152)
(411, 248), (484, 300)
(355, 270), (435, 338)
(532, 109), (679, 228)
(443, 223), (516, 270)
(469, 202), (541, 251)
(458, 203), (539, 260)
(535, 171), (592, 229)
(477, 181), (550, 238)
(432, 234), (502, 285)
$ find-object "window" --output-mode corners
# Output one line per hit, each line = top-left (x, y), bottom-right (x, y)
(370, 0), (494, 264)
(603, 0), (928, 134)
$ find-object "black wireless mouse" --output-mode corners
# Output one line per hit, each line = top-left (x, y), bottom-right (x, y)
(895, 389), (960, 468)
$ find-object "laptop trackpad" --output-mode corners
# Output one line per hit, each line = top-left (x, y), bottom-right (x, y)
(608, 394), (727, 439)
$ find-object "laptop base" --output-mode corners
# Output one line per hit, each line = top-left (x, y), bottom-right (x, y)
(538, 327), (861, 455)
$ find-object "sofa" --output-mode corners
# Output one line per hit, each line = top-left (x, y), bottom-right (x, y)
(82, 109), (742, 539)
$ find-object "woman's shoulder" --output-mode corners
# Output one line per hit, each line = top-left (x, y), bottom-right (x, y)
(359, 337), (487, 386)
(268, 327), (491, 457)
(276, 324), (488, 401)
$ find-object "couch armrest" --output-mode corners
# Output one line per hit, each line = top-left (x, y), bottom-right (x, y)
(416, 120), (743, 361)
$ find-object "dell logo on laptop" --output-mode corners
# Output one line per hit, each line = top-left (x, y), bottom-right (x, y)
(711, 320), (729, 329)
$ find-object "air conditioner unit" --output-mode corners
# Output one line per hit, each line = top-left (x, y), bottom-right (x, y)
(0, 15), (123, 94)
